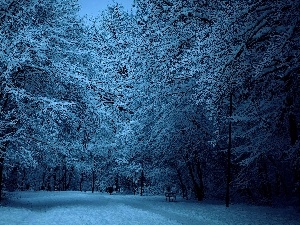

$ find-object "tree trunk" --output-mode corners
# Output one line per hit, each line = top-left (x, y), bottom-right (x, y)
(66, 170), (72, 191)
(0, 155), (4, 200)
(226, 92), (233, 207)
(289, 113), (298, 145)
(176, 168), (188, 199)
(140, 170), (145, 196)
(195, 156), (205, 200)
(92, 169), (96, 193)
(21, 168), (26, 191)
(53, 172), (57, 191)
(41, 171), (46, 190)
(0, 142), (8, 200)
(79, 172), (84, 192)
(0, 94), (10, 201)
(63, 169), (67, 191)
(185, 154), (203, 201)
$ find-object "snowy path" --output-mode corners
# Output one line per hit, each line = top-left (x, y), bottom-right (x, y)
(0, 191), (299, 225)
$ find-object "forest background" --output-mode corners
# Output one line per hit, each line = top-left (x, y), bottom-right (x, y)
(0, 0), (299, 207)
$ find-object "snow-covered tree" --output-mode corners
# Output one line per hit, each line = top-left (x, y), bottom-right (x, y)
(192, 0), (300, 203)
(0, 0), (94, 196)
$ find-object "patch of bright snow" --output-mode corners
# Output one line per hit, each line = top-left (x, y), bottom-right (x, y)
(0, 191), (299, 225)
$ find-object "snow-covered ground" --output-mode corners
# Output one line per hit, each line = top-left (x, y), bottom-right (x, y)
(0, 191), (299, 225)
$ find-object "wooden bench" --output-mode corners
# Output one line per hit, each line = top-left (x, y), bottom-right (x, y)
(165, 192), (176, 202)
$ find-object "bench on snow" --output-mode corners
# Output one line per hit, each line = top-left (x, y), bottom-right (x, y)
(165, 192), (176, 202)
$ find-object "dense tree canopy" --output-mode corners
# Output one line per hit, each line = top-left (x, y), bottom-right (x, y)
(1, 0), (299, 206)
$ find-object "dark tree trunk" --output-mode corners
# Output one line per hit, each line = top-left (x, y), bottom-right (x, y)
(275, 172), (287, 197)
(176, 168), (188, 199)
(0, 94), (10, 201)
(140, 170), (145, 196)
(21, 168), (26, 191)
(195, 157), (205, 200)
(132, 176), (137, 195)
(53, 172), (57, 191)
(41, 171), (46, 190)
(79, 172), (84, 192)
(0, 142), (8, 200)
(114, 174), (119, 192)
(64, 169), (67, 191)
(185, 154), (203, 201)
(92, 169), (96, 193)
(0, 154), (4, 200)
(289, 113), (298, 145)
(226, 92), (233, 207)
(296, 171), (300, 206)
(46, 174), (52, 191)
(92, 157), (96, 193)
(66, 170), (72, 191)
